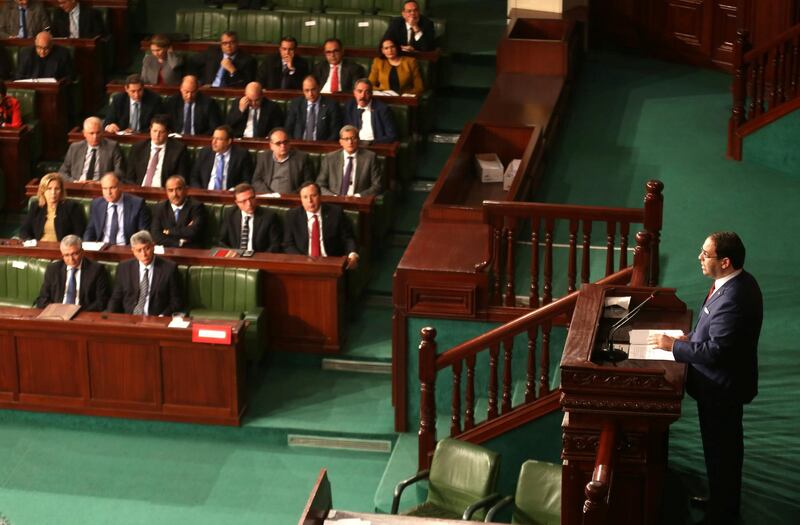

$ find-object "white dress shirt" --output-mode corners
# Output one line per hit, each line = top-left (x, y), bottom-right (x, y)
(357, 104), (374, 141)
(143, 144), (166, 187)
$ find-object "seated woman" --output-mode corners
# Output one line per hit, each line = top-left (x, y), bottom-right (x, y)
(0, 80), (22, 128)
(368, 38), (424, 96)
(20, 173), (87, 242)
(140, 34), (184, 85)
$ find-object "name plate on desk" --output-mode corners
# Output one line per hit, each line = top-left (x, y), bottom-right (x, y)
(192, 324), (232, 345)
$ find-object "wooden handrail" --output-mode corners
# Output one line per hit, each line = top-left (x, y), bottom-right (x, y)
(582, 421), (619, 525)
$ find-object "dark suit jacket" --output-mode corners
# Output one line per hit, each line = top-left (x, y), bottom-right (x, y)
(317, 148), (383, 197)
(218, 206), (281, 253)
(196, 47), (256, 88)
(284, 95), (343, 141)
(50, 3), (105, 38)
(190, 145), (253, 190)
(258, 54), (310, 90)
(126, 138), (190, 187)
(312, 60), (365, 93)
(251, 150), (314, 195)
(15, 44), (74, 81)
(103, 90), (162, 132)
(164, 92), (221, 136)
(58, 138), (124, 181)
(283, 203), (356, 257)
(19, 199), (87, 241)
(343, 98), (397, 144)
(672, 270), (763, 404)
(0, 2), (50, 39)
(83, 193), (151, 244)
(107, 256), (182, 316)
(383, 15), (436, 52)
(150, 197), (206, 248)
(35, 257), (110, 312)
(225, 98), (283, 138)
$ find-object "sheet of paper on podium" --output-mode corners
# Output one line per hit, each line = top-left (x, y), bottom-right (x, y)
(627, 329), (684, 361)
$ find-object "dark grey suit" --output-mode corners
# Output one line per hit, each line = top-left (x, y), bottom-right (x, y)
(251, 150), (314, 195)
(107, 256), (182, 316)
(0, 2), (50, 39)
(59, 139), (124, 181)
(316, 148), (383, 197)
(284, 95), (342, 142)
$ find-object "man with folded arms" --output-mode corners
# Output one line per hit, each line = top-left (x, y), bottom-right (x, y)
(343, 78), (397, 144)
(107, 230), (182, 316)
(150, 175), (206, 248)
(59, 116), (124, 182)
(35, 234), (110, 311)
(218, 183), (281, 253)
(251, 127), (314, 195)
(190, 124), (252, 190)
(84, 172), (151, 245)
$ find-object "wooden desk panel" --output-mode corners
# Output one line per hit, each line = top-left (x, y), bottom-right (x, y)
(0, 309), (245, 426)
(0, 126), (32, 211)
(7, 79), (69, 159)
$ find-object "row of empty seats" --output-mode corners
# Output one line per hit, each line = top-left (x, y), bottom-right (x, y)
(207, 0), (427, 16)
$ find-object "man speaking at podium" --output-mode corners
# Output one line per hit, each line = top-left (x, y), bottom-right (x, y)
(649, 232), (762, 524)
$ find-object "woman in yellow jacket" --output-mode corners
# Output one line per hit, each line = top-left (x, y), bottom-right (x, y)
(369, 38), (424, 96)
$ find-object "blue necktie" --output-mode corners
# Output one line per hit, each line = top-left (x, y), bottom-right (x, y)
(131, 102), (140, 132)
(213, 56), (228, 87)
(65, 267), (77, 304)
(108, 203), (119, 244)
(174, 207), (180, 223)
(214, 154), (224, 190)
(19, 8), (27, 39)
(183, 102), (193, 134)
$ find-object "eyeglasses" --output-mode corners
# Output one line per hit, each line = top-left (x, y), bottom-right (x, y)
(699, 249), (720, 259)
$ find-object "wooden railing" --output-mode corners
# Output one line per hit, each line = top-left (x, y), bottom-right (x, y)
(415, 229), (655, 469)
(582, 422), (619, 525)
(477, 180), (663, 308)
(728, 25), (800, 160)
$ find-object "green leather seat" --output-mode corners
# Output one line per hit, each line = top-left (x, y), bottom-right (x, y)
(211, 95), (233, 117)
(6, 46), (20, 70)
(325, 0), (375, 15)
(335, 15), (389, 48)
(272, 0), (323, 13)
(484, 460), (561, 525)
(387, 103), (410, 140)
(374, 0), (425, 14)
(98, 260), (118, 288)
(205, 203), (226, 247)
(392, 438), (501, 521)
(0, 256), (50, 307)
(7, 87), (41, 162)
(229, 10), (282, 43)
(280, 13), (336, 45)
(185, 265), (265, 361)
(175, 9), (231, 40)
(118, 142), (133, 162)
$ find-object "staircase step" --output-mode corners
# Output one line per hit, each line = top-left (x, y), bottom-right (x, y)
(322, 358), (391, 375)
(288, 434), (392, 453)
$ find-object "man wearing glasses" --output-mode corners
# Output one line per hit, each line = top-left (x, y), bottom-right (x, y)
(649, 232), (762, 525)
(251, 127), (314, 195)
(15, 31), (74, 81)
(218, 182), (281, 253)
(198, 31), (255, 88)
(313, 38), (365, 94)
(316, 125), (383, 198)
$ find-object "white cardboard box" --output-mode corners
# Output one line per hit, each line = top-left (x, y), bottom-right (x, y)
(475, 153), (504, 183)
(503, 158), (522, 190)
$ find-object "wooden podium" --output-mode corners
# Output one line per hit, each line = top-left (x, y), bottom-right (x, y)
(559, 284), (692, 525)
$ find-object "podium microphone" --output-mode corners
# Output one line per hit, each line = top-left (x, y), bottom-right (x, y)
(594, 290), (659, 363)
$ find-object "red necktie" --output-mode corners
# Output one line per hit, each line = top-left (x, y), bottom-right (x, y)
(157, 66), (164, 85)
(330, 65), (339, 92)
(311, 214), (321, 257)
(705, 283), (715, 302)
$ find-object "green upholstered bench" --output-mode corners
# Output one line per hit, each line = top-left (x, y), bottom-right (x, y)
(0, 256), (50, 307)
(272, 0), (323, 13)
(272, 13), (336, 45)
(229, 10), (283, 43)
(185, 265), (265, 361)
(7, 87), (42, 163)
(324, 0), (375, 15)
(374, 0), (425, 14)
(176, 9), (231, 40)
(334, 15), (388, 47)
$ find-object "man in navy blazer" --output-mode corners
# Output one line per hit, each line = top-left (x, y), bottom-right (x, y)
(107, 230), (182, 316)
(104, 74), (162, 134)
(382, 1), (436, 53)
(650, 232), (762, 524)
(283, 182), (358, 269)
(218, 183), (281, 253)
(225, 81), (283, 138)
(285, 75), (342, 142)
(197, 31), (255, 88)
(83, 172), (151, 245)
(35, 234), (110, 312)
(164, 75), (221, 136)
(190, 125), (253, 190)
(50, 0), (106, 39)
(343, 79), (397, 144)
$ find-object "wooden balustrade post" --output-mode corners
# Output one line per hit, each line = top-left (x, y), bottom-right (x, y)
(502, 337), (513, 414)
(631, 231), (652, 287)
(504, 223), (516, 306)
(487, 343), (500, 419)
(418, 327), (438, 471)
(530, 216), (541, 308)
(728, 29), (749, 160)
(582, 421), (619, 524)
(642, 180), (664, 286)
(567, 219), (578, 293)
(450, 360), (462, 436)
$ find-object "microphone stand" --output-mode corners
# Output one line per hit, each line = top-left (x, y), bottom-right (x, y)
(593, 291), (658, 363)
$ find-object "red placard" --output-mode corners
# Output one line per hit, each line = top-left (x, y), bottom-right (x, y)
(192, 324), (232, 345)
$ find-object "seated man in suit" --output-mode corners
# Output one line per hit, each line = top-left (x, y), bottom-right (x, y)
(283, 181), (358, 269)
(151, 175), (206, 248)
(252, 127), (314, 195)
(0, 0), (51, 39)
(59, 116), (124, 182)
(343, 78), (397, 144)
(107, 230), (182, 316)
(197, 31), (255, 88)
(35, 234), (110, 311)
(383, 0), (436, 52)
(218, 183), (281, 253)
(317, 125), (383, 197)
(50, 0), (105, 39)
(15, 31), (75, 81)
(225, 81), (282, 138)
(84, 172), (151, 245)
(126, 115), (189, 187)
(314, 38), (366, 94)
(285, 75), (342, 142)
(164, 75), (221, 136)
(104, 74), (162, 134)
(258, 36), (309, 90)
(190, 124), (252, 190)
